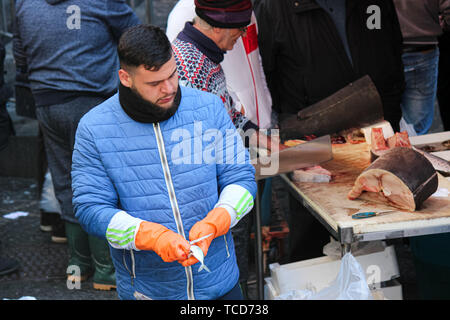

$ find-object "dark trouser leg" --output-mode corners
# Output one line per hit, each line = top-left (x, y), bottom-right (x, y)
(35, 96), (105, 223)
(438, 32), (450, 131)
(286, 193), (330, 263)
(35, 96), (114, 286)
(231, 213), (250, 298)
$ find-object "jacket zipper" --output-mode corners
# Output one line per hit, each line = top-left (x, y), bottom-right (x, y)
(123, 249), (136, 286)
(130, 250), (136, 283)
(223, 235), (230, 258)
(153, 122), (195, 300)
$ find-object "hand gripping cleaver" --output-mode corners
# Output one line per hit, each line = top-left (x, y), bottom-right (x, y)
(254, 135), (333, 180)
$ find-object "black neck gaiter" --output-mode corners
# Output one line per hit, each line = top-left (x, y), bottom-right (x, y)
(118, 83), (181, 123)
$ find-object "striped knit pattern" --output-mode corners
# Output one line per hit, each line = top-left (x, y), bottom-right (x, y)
(172, 38), (251, 132)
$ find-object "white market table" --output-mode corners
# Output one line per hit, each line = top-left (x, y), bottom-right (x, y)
(254, 132), (450, 299)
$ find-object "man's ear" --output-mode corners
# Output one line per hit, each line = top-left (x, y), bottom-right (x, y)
(211, 26), (223, 36)
(209, 27), (225, 48)
(118, 69), (132, 88)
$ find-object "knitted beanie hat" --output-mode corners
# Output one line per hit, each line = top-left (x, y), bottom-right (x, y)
(194, 0), (252, 29)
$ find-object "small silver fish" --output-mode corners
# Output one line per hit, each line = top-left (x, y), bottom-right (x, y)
(189, 245), (211, 273)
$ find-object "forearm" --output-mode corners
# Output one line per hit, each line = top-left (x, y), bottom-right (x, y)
(214, 184), (254, 228)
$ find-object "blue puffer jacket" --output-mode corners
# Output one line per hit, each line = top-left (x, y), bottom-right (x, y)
(72, 85), (256, 299)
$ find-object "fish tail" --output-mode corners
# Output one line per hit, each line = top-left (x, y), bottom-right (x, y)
(198, 264), (211, 273)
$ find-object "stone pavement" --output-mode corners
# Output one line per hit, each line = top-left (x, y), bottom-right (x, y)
(0, 177), (118, 300)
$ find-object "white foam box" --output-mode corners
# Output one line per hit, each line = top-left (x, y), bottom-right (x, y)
(408, 131), (450, 147)
(267, 245), (402, 300)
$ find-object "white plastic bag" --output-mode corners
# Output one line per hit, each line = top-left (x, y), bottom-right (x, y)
(276, 253), (373, 300)
(39, 170), (61, 214)
(310, 253), (373, 300)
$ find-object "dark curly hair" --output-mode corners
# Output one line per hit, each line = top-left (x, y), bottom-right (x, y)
(118, 24), (172, 72)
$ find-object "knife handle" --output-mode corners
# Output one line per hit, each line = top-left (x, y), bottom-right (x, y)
(352, 212), (376, 219)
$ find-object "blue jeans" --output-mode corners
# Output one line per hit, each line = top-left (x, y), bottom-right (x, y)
(400, 47), (439, 135)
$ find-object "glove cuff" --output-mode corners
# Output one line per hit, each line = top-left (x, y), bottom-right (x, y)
(204, 207), (231, 238)
(135, 221), (169, 251)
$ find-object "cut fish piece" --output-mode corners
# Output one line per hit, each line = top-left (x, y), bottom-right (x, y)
(343, 128), (366, 144)
(371, 128), (389, 151)
(292, 165), (332, 183)
(370, 130), (412, 162)
(362, 120), (395, 146)
(348, 147), (438, 211)
(370, 127), (391, 162)
(331, 135), (346, 144)
(284, 139), (306, 147)
(387, 131), (411, 148)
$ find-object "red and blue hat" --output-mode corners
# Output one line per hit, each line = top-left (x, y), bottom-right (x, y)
(194, 0), (253, 29)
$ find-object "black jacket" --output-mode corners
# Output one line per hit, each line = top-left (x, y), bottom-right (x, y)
(0, 39), (13, 151)
(254, 0), (405, 131)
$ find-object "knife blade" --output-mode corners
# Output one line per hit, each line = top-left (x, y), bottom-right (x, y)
(254, 135), (333, 180)
(189, 233), (214, 245)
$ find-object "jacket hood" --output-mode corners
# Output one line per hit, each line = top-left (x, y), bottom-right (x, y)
(46, 0), (68, 4)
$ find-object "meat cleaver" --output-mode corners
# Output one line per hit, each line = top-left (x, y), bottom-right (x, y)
(254, 135), (333, 180)
(279, 75), (384, 141)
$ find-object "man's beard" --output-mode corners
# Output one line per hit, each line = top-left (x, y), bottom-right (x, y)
(119, 83), (182, 123)
(132, 84), (178, 115)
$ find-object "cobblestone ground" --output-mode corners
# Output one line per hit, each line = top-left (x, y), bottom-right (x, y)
(0, 177), (119, 300)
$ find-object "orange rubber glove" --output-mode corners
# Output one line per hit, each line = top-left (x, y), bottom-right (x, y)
(181, 207), (231, 267)
(135, 221), (190, 263)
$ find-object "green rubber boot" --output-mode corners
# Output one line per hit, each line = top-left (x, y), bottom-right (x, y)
(65, 222), (93, 282)
(89, 235), (116, 291)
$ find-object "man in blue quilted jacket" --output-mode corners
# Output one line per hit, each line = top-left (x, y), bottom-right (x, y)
(71, 24), (257, 300)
